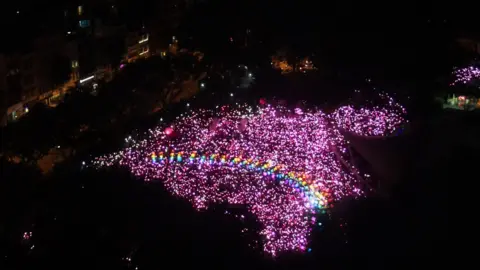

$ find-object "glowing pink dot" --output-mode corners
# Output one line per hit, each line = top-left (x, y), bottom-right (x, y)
(165, 127), (174, 135)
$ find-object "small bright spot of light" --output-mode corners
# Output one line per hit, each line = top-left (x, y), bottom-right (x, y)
(230, 93), (234, 97)
(248, 73), (252, 77)
(200, 83), (205, 88)
(186, 103), (190, 107)
(17, 11), (20, 14)
(57, 145), (61, 149)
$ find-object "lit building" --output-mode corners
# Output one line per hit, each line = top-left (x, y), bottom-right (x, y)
(297, 57), (316, 72)
(1, 36), (80, 125)
(271, 55), (317, 74)
(444, 94), (480, 111)
(0, 53), (35, 122)
(125, 30), (150, 63)
(271, 56), (293, 74)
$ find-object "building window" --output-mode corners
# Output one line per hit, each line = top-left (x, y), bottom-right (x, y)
(139, 34), (149, 44)
(78, 6), (83, 16)
(139, 46), (149, 55)
(79, 20), (90, 28)
(71, 60), (79, 68)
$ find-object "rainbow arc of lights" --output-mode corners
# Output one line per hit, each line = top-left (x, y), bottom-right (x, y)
(150, 151), (331, 209)
(92, 95), (407, 256)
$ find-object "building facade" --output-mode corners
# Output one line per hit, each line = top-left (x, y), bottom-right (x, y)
(125, 30), (150, 63)
(1, 36), (79, 125)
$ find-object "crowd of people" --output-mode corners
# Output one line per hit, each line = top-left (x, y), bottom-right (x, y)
(92, 94), (406, 256)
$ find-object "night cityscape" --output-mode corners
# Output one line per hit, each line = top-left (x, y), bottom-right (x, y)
(0, 0), (460, 269)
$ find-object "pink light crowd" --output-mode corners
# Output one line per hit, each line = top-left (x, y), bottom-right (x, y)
(92, 94), (406, 256)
